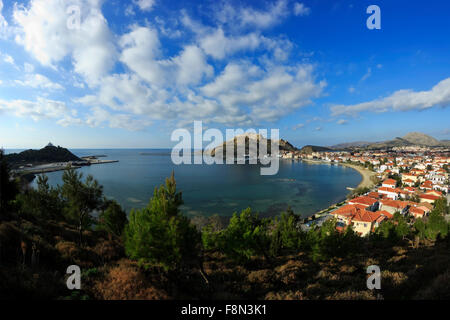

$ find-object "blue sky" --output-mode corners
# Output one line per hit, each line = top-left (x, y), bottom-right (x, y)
(0, 0), (449, 149)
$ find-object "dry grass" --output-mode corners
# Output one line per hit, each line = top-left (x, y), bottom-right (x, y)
(93, 260), (169, 300)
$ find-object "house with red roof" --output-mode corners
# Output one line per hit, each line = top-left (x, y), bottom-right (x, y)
(382, 178), (397, 189)
(415, 202), (433, 214)
(409, 206), (426, 219)
(348, 196), (379, 211)
(419, 193), (441, 204)
(379, 199), (410, 215)
(425, 190), (443, 197)
(351, 211), (387, 237)
(378, 186), (399, 200)
(402, 172), (419, 183)
(420, 180), (433, 191)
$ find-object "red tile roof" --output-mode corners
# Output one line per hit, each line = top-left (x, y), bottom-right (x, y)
(332, 204), (366, 217)
(383, 179), (397, 186)
(409, 207), (425, 217)
(380, 199), (410, 209)
(352, 211), (384, 223)
(377, 210), (393, 219)
(378, 187), (399, 193)
(349, 196), (378, 207)
(419, 194), (440, 201)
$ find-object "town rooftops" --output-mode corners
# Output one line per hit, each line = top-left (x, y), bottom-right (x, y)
(349, 196), (378, 207)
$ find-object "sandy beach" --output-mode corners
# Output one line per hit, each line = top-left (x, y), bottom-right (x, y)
(338, 163), (376, 189)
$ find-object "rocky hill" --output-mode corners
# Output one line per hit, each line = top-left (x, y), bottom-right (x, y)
(402, 132), (440, 146)
(5, 145), (81, 167)
(209, 133), (298, 158)
(330, 141), (371, 150)
(299, 145), (332, 154)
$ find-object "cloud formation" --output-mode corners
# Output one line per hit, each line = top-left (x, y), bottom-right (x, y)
(13, 0), (116, 85)
(0, 97), (68, 120)
(5, 0), (323, 130)
(331, 78), (450, 116)
(294, 3), (311, 16)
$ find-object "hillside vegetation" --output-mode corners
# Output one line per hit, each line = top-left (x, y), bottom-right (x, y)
(1, 150), (449, 300)
(5, 146), (81, 168)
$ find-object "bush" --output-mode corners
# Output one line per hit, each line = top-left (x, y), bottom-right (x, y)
(97, 200), (127, 238)
(270, 209), (303, 255)
(216, 208), (271, 263)
(17, 175), (63, 221)
(124, 173), (201, 271)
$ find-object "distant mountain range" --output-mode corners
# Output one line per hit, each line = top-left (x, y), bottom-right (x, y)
(330, 132), (450, 150)
(5, 144), (81, 168)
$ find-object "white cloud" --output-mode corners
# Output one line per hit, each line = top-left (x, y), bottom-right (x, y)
(86, 107), (152, 131)
(15, 73), (64, 90)
(13, 0), (116, 85)
(135, 0), (155, 12)
(337, 119), (348, 125)
(0, 97), (68, 120)
(331, 77), (450, 116)
(216, 0), (289, 29)
(197, 27), (292, 61)
(360, 67), (372, 81)
(3, 54), (14, 64)
(348, 86), (355, 93)
(174, 45), (213, 85)
(199, 28), (261, 59)
(78, 59), (325, 128)
(24, 62), (35, 73)
(201, 62), (326, 123)
(6, 1), (327, 131)
(201, 63), (258, 96)
(294, 3), (311, 16)
(119, 26), (165, 85)
(119, 26), (212, 87)
(57, 115), (83, 127)
(0, 0), (10, 39)
(293, 123), (305, 130)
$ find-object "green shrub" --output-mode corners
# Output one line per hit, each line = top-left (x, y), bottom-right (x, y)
(124, 173), (201, 271)
(97, 200), (127, 238)
(216, 208), (271, 262)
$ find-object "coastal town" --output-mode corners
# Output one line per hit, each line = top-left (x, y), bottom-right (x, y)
(282, 146), (450, 237)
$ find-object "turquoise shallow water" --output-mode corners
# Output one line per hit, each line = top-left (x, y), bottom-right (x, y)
(17, 149), (361, 218)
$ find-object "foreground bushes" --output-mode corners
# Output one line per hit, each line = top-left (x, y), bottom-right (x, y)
(124, 172), (201, 271)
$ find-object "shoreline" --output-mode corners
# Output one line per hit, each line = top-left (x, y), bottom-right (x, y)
(300, 159), (377, 219)
(338, 162), (376, 189)
(300, 159), (376, 189)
